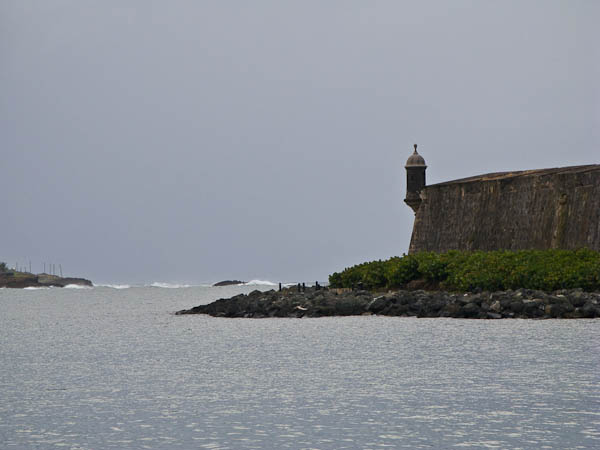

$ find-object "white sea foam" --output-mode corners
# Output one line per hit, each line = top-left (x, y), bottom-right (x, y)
(150, 282), (192, 289)
(64, 284), (93, 289)
(97, 282), (213, 289)
(243, 279), (278, 286)
(23, 286), (50, 290)
(96, 284), (131, 289)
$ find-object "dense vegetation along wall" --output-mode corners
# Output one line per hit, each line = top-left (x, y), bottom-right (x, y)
(328, 249), (600, 292)
(408, 165), (600, 254)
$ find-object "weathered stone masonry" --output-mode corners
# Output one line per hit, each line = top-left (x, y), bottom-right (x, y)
(404, 149), (600, 253)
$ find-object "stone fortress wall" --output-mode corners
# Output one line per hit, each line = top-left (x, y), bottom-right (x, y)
(404, 149), (600, 254)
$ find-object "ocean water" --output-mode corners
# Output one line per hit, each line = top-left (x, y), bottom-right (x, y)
(1, 285), (599, 449)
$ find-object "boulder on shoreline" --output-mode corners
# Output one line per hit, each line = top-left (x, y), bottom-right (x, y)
(176, 287), (600, 319)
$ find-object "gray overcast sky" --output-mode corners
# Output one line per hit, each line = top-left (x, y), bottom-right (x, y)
(1, 1), (598, 284)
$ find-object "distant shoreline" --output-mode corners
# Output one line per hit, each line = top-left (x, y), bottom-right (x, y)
(0, 271), (92, 289)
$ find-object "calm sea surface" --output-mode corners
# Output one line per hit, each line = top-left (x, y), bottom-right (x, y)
(1, 285), (599, 449)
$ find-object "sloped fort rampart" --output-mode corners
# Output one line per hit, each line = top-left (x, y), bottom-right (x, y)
(403, 149), (600, 253)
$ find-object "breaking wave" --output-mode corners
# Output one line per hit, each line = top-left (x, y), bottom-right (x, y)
(24, 286), (50, 290)
(95, 284), (131, 289)
(23, 281), (284, 290)
(150, 282), (192, 289)
(243, 280), (278, 286)
(93, 283), (214, 289)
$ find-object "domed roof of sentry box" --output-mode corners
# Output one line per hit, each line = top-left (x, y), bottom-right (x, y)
(405, 144), (427, 168)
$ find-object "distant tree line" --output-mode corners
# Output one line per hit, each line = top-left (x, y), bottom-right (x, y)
(329, 249), (600, 292)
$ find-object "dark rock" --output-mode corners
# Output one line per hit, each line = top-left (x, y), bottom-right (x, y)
(522, 299), (545, 318)
(387, 303), (410, 316)
(416, 297), (446, 317)
(499, 295), (516, 308)
(581, 302), (600, 318)
(47, 277), (93, 287)
(366, 296), (390, 314)
(213, 280), (245, 287)
(508, 300), (524, 314)
(462, 302), (481, 318)
(490, 300), (502, 313)
(545, 302), (573, 318)
(441, 302), (462, 318)
(567, 291), (587, 307)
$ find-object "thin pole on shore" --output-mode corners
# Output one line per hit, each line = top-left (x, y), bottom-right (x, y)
(59, 264), (63, 277)
(29, 261), (32, 273)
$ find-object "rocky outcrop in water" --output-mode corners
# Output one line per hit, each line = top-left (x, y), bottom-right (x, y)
(0, 272), (92, 288)
(212, 280), (245, 287)
(176, 287), (600, 319)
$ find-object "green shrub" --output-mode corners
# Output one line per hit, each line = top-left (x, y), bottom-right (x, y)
(385, 255), (419, 287)
(328, 249), (600, 292)
(414, 252), (449, 282)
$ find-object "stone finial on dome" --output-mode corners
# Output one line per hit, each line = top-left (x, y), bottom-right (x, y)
(405, 143), (427, 168)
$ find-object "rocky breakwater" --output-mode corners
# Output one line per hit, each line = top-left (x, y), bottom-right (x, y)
(176, 287), (600, 319)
